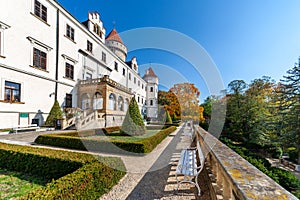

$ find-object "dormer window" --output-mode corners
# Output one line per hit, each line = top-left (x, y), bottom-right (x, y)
(93, 24), (103, 38)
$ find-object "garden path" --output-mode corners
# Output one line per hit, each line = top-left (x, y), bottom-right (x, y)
(0, 125), (211, 200)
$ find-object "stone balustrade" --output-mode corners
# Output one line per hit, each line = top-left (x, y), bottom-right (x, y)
(78, 75), (132, 94)
(194, 125), (298, 200)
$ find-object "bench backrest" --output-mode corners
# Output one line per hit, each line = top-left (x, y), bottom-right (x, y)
(196, 141), (205, 173)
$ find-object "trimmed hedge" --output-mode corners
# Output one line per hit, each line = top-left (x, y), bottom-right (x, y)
(35, 126), (177, 154)
(0, 143), (126, 199)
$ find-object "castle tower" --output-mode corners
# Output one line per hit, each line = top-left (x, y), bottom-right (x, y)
(105, 28), (127, 61)
(143, 67), (159, 119)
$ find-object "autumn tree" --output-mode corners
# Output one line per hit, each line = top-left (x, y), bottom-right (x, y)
(169, 83), (201, 122)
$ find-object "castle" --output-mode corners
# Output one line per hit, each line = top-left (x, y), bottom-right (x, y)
(0, 0), (158, 129)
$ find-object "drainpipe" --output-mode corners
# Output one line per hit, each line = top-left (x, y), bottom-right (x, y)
(54, 9), (59, 101)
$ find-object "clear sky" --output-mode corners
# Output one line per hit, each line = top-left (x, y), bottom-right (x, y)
(57, 0), (300, 102)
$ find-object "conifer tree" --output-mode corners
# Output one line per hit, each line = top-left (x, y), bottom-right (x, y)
(45, 100), (63, 127)
(121, 97), (146, 136)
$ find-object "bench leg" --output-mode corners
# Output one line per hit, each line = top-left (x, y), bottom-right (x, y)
(176, 174), (201, 196)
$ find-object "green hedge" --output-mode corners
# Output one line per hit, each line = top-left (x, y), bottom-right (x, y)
(35, 126), (177, 154)
(0, 143), (126, 199)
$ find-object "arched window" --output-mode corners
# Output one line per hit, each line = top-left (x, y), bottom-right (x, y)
(81, 93), (90, 110)
(108, 93), (116, 110)
(118, 96), (124, 111)
(124, 98), (129, 112)
(93, 92), (103, 110)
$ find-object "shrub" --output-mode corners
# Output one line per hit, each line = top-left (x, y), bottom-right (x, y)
(45, 100), (63, 127)
(0, 143), (126, 199)
(165, 110), (173, 124)
(35, 126), (177, 154)
(121, 97), (146, 136)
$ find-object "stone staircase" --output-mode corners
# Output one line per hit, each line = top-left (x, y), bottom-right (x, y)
(63, 108), (105, 131)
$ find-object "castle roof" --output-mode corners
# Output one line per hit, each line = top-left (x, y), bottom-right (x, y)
(143, 67), (158, 79)
(106, 28), (124, 44)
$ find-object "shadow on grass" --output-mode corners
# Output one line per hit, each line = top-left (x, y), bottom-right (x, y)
(0, 168), (49, 186)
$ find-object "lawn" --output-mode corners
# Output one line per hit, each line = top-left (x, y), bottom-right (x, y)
(0, 168), (47, 200)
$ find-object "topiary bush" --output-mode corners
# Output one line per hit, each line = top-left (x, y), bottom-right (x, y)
(121, 97), (146, 136)
(0, 142), (126, 199)
(35, 126), (177, 154)
(45, 100), (63, 127)
(165, 110), (173, 124)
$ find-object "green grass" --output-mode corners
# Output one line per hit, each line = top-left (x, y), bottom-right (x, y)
(0, 168), (46, 200)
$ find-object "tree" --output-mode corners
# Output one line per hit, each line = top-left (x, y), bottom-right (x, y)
(121, 97), (146, 136)
(278, 59), (300, 164)
(223, 80), (247, 140)
(45, 100), (63, 127)
(165, 109), (173, 124)
(169, 83), (201, 122)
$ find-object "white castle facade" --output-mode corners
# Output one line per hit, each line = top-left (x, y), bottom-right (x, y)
(0, 0), (158, 129)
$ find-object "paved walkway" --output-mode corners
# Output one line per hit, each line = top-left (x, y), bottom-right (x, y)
(0, 125), (211, 200)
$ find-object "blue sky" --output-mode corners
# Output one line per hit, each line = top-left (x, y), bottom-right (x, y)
(57, 0), (300, 102)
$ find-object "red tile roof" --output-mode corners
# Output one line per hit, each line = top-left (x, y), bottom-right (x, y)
(143, 67), (158, 78)
(105, 28), (124, 44)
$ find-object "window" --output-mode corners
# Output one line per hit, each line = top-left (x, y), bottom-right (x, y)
(34, 0), (47, 22)
(102, 52), (106, 63)
(93, 92), (103, 110)
(33, 48), (47, 70)
(87, 40), (93, 53)
(138, 80), (140, 86)
(134, 77), (136, 84)
(118, 96), (124, 111)
(150, 100), (153, 106)
(114, 62), (118, 71)
(66, 24), (75, 41)
(81, 93), (89, 110)
(65, 93), (72, 108)
(142, 98), (143, 104)
(109, 93), (116, 110)
(150, 87), (154, 92)
(65, 63), (74, 79)
(4, 81), (21, 103)
(93, 24), (103, 38)
(129, 73), (131, 80)
(86, 72), (92, 80)
(124, 99), (129, 112)
(122, 68), (125, 76)
(138, 96), (140, 103)
(142, 84), (144, 89)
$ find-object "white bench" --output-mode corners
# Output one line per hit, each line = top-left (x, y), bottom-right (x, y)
(13, 124), (40, 134)
(175, 141), (205, 196)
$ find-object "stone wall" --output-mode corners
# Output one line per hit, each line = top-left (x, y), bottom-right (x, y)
(194, 125), (298, 200)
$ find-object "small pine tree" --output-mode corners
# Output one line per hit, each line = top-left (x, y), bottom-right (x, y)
(165, 110), (173, 124)
(121, 97), (146, 136)
(45, 100), (63, 127)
